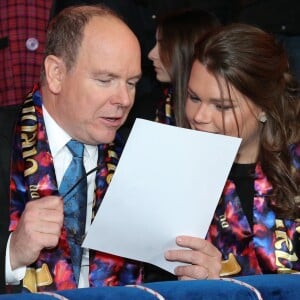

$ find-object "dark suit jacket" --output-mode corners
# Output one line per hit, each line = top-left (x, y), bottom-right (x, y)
(0, 105), (21, 294)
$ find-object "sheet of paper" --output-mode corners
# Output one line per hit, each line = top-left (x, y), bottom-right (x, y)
(83, 118), (241, 274)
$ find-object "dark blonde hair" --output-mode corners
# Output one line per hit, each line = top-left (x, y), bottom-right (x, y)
(157, 8), (220, 127)
(193, 23), (300, 218)
(40, 4), (120, 82)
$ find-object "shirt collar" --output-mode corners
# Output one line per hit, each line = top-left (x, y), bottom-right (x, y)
(43, 106), (98, 159)
(43, 105), (70, 158)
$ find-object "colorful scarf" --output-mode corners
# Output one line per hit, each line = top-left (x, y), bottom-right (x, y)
(207, 143), (300, 276)
(155, 87), (175, 126)
(9, 86), (142, 292)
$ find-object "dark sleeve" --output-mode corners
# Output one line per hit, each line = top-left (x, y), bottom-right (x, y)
(0, 105), (20, 293)
(143, 263), (177, 283)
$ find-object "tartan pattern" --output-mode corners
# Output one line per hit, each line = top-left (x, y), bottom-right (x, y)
(0, 0), (52, 106)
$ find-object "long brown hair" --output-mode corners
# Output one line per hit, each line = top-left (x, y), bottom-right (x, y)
(192, 23), (300, 218)
(157, 8), (220, 127)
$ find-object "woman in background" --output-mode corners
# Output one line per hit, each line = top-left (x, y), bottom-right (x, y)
(148, 8), (220, 126)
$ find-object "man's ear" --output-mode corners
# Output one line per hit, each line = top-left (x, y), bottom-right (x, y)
(44, 55), (66, 93)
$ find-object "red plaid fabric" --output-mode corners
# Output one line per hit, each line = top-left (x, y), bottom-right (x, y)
(0, 0), (52, 106)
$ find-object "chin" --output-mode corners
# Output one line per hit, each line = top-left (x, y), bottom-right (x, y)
(101, 131), (118, 144)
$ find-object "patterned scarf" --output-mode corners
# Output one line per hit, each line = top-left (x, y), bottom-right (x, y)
(9, 85), (142, 292)
(207, 145), (300, 276)
(155, 87), (175, 126)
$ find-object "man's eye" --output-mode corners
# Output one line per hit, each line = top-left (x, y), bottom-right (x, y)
(127, 81), (137, 89)
(98, 79), (111, 84)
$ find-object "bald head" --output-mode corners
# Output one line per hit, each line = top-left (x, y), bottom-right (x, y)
(82, 14), (141, 71)
(41, 4), (140, 81)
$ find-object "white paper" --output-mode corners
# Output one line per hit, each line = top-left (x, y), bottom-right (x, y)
(83, 118), (241, 274)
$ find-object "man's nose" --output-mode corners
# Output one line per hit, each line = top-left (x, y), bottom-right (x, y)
(113, 83), (133, 108)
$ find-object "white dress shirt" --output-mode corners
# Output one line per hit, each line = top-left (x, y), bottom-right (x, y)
(6, 106), (98, 288)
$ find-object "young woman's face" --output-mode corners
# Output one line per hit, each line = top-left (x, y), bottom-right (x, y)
(148, 29), (171, 83)
(185, 60), (265, 163)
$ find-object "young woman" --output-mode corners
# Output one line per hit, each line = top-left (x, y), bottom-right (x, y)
(148, 8), (220, 126)
(181, 23), (300, 276)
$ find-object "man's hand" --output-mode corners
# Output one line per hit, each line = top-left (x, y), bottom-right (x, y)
(165, 235), (222, 280)
(10, 196), (64, 269)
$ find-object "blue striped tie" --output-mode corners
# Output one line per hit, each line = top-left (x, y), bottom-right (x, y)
(59, 140), (87, 285)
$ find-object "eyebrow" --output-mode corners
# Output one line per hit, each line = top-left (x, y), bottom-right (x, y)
(92, 70), (142, 81)
(188, 87), (236, 103)
(130, 73), (143, 81)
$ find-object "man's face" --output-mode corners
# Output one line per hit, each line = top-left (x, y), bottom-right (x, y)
(52, 16), (141, 145)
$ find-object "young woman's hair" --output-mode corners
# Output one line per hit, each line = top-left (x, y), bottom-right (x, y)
(157, 8), (220, 127)
(193, 23), (300, 218)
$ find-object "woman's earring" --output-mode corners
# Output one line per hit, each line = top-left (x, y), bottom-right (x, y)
(259, 114), (267, 123)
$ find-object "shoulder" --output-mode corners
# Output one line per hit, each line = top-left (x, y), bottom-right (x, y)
(0, 104), (21, 142)
(0, 104), (21, 171)
(0, 104), (21, 126)
(0, 105), (20, 293)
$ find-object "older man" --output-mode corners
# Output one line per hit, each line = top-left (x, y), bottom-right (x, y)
(3, 5), (141, 292)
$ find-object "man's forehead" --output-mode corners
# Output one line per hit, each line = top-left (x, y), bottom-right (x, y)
(82, 15), (138, 49)
(77, 15), (140, 75)
(85, 14), (126, 35)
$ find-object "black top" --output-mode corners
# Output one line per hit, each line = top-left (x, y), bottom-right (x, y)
(228, 163), (256, 228)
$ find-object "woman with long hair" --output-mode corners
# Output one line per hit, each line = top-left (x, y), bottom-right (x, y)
(148, 8), (220, 127)
(173, 23), (300, 276)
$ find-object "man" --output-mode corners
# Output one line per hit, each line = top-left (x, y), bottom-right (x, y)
(2, 5), (142, 292)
